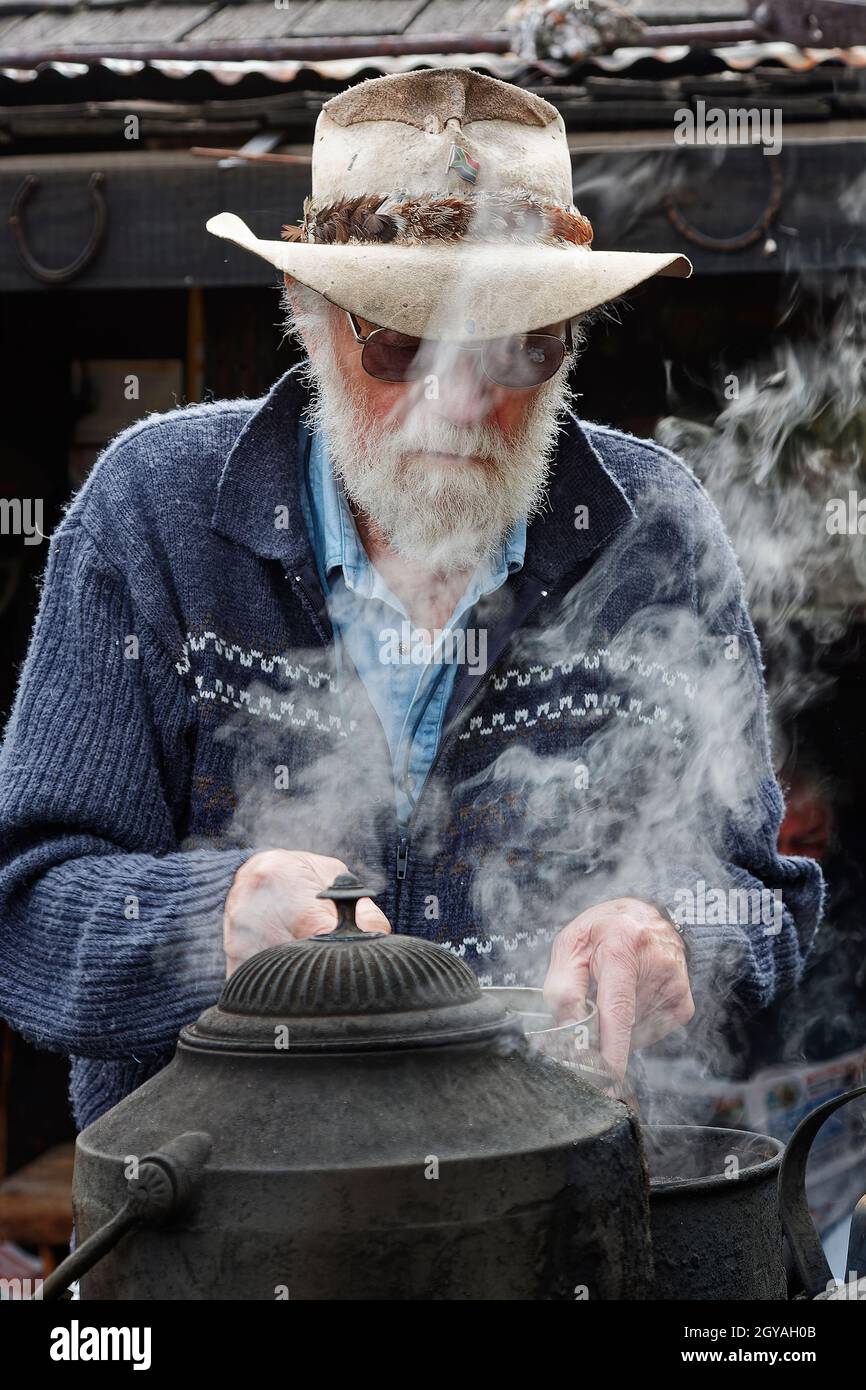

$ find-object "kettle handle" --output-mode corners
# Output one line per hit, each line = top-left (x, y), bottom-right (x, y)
(35, 1130), (212, 1301)
(778, 1083), (866, 1299)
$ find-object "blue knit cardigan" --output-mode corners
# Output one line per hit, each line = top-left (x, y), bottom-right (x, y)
(0, 367), (824, 1130)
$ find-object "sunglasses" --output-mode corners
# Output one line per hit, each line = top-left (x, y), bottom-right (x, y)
(346, 312), (573, 389)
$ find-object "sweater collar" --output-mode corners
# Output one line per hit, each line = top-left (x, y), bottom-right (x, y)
(211, 365), (636, 586)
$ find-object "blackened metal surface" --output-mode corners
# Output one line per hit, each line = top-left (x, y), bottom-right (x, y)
(645, 1125), (787, 1300)
(75, 1043), (654, 1299)
(72, 922), (653, 1300)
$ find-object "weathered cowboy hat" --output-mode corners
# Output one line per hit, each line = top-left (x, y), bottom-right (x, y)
(207, 68), (692, 342)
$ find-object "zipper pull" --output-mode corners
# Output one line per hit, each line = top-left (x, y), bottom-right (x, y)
(396, 836), (409, 881)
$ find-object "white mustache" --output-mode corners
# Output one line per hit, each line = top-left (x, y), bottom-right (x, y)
(379, 416), (505, 464)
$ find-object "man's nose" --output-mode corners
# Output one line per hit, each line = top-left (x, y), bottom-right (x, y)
(424, 348), (500, 427)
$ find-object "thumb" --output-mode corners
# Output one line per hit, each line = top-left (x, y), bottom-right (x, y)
(355, 896), (392, 934)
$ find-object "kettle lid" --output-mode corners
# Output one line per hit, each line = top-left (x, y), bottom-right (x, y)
(181, 874), (513, 1055)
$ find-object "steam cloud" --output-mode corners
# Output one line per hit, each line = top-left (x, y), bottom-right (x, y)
(220, 237), (863, 1114)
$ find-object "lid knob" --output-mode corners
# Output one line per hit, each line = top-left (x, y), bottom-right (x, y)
(314, 872), (386, 941)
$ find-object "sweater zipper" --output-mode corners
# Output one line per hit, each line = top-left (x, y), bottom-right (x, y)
(392, 658), (503, 915)
(391, 574), (554, 918)
(287, 569), (330, 646)
(289, 568), (416, 904)
(291, 565), (406, 911)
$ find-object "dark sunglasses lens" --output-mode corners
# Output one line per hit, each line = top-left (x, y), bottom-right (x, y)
(361, 330), (425, 383)
(483, 335), (566, 388)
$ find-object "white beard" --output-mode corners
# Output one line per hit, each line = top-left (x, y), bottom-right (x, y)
(300, 324), (576, 576)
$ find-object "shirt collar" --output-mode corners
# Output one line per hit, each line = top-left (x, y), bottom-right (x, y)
(211, 365), (636, 589)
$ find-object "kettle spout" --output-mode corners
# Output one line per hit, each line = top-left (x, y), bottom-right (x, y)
(846, 1193), (866, 1287)
(779, 1084), (866, 1299)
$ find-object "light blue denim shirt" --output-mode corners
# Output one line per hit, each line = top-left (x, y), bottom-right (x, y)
(298, 420), (526, 830)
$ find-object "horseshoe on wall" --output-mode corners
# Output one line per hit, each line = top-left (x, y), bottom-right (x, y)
(9, 170), (108, 285)
(664, 157), (784, 253)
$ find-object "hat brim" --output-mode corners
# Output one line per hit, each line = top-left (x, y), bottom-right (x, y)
(207, 211), (692, 341)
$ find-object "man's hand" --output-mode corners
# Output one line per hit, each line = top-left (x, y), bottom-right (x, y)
(543, 897), (694, 1079)
(223, 850), (390, 977)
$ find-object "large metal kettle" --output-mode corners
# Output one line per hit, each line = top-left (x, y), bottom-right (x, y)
(46, 875), (653, 1301)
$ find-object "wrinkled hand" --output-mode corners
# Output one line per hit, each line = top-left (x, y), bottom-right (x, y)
(224, 850), (390, 977)
(543, 897), (694, 1079)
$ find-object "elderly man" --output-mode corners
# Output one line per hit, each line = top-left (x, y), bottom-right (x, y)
(0, 69), (822, 1132)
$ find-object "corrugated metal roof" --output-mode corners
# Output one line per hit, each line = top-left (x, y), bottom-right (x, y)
(185, 2), (315, 42)
(0, 0), (757, 56)
(1, 0), (866, 81)
(3, 3), (213, 43)
(0, 11), (26, 39)
(5, 40), (866, 87)
(0, 0), (753, 16)
(188, 0), (455, 42)
(630, 0), (749, 16)
(404, 0), (514, 31)
(289, 0), (429, 36)
(109, 48), (524, 84)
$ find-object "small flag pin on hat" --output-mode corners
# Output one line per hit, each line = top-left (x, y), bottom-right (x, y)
(447, 142), (480, 184)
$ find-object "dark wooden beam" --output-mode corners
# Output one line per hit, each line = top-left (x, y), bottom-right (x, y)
(0, 30), (511, 66)
(1, 134), (864, 292)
